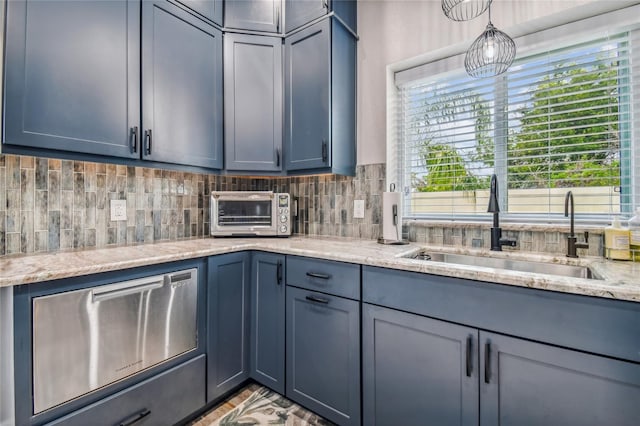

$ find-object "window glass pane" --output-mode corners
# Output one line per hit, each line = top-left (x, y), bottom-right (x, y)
(397, 31), (636, 221)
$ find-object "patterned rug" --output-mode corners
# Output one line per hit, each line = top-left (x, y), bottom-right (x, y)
(211, 387), (334, 426)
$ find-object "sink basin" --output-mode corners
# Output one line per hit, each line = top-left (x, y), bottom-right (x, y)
(407, 250), (601, 280)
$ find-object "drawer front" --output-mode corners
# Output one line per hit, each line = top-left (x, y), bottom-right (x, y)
(363, 266), (640, 363)
(49, 355), (206, 426)
(286, 255), (360, 299)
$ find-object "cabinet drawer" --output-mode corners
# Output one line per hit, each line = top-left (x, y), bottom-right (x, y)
(363, 266), (640, 363)
(286, 255), (360, 299)
(49, 355), (206, 426)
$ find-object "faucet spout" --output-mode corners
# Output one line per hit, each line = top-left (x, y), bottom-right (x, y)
(487, 174), (516, 251)
(564, 190), (588, 258)
(564, 190), (575, 237)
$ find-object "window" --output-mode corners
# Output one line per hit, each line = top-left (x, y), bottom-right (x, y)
(392, 9), (640, 222)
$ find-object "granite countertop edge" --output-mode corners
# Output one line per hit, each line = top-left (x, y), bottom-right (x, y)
(1, 236), (638, 303)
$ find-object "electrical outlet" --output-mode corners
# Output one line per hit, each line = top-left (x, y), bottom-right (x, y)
(110, 199), (127, 221)
(353, 200), (365, 219)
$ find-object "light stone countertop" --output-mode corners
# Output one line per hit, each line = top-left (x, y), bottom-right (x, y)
(1, 236), (639, 303)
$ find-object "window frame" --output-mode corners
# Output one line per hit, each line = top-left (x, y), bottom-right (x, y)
(387, 3), (640, 224)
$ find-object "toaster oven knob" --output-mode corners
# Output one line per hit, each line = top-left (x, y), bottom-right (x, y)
(280, 225), (288, 233)
(280, 215), (288, 223)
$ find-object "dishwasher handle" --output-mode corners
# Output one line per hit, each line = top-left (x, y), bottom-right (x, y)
(92, 277), (165, 303)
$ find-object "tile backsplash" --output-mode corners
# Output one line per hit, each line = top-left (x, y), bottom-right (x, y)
(0, 154), (385, 256)
(0, 153), (605, 258)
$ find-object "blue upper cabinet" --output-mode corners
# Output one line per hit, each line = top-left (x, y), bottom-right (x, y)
(176, 0), (223, 25)
(224, 34), (283, 172)
(3, 0), (140, 159)
(284, 0), (356, 34)
(284, 18), (356, 175)
(142, 1), (223, 170)
(225, 0), (282, 33)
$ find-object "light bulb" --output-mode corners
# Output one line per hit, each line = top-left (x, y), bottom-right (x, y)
(485, 38), (495, 59)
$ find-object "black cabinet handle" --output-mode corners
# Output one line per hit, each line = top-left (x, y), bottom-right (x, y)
(306, 295), (329, 304)
(276, 5), (280, 32)
(466, 335), (473, 377)
(144, 129), (152, 155)
(130, 126), (138, 154)
(276, 148), (281, 167)
(119, 409), (151, 426)
(306, 271), (331, 280)
(484, 341), (491, 384)
(276, 260), (283, 285)
(322, 0), (328, 10)
(321, 140), (328, 163)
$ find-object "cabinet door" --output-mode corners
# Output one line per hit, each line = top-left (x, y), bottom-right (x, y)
(3, 0), (140, 158)
(142, 1), (223, 169)
(207, 253), (251, 402)
(176, 0), (223, 25)
(286, 286), (360, 426)
(225, 0), (282, 33)
(480, 331), (640, 426)
(284, 20), (331, 171)
(363, 304), (479, 426)
(250, 253), (285, 393)
(285, 0), (328, 33)
(224, 34), (283, 172)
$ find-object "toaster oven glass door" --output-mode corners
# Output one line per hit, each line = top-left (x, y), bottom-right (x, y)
(217, 200), (272, 227)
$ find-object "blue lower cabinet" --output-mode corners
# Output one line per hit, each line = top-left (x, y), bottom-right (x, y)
(49, 355), (206, 426)
(207, 253), (251, 402)
(362, 304), (479, 426)
(285, 286), (360, 426)
(250, 253), (286, 393)
(480, 331), (640, 426)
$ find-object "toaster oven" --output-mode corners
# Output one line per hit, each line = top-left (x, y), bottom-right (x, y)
(210, 191), (292, 237)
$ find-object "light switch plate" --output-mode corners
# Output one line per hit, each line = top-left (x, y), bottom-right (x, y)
(354, 200), (365, 218)
(110, 199), (127, 221)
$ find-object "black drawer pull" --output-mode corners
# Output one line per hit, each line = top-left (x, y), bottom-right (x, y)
(306, 295), (329, 304)
(306, 272), (331, 280)
(119, 409), (151, 426)
(484, 341), (491, 384)
(466, 335), (473, 377)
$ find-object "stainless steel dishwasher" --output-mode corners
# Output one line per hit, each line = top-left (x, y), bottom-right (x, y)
(32, 268), (198, 414)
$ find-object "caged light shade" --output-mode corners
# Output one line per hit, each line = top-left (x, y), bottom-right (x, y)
(464, 22), (516, 78)
(442, 0), (492, 22)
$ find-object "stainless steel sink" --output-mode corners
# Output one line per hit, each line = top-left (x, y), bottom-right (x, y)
(407, 250), (601, 280)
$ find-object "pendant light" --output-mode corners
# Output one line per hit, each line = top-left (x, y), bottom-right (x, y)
(442, 0), (492, 22)
(464, 5), (516, 78)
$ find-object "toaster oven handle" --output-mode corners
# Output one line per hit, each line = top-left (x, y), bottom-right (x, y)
(92, 278), (164, 303)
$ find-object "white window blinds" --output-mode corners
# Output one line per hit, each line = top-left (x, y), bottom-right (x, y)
(395, 24), (640, 222)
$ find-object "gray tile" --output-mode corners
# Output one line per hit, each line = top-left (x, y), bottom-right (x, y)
(35, 157), (48, 190)
(61, 160), (74, 191)
(61, 191), (73, 229)
(60, 229), (74, 250)
(21, 169), (35, 211)
(0, 168), (5, 211)
(7, 155), (20, 189)
(74, 172), (85, 208)
(21, 210), (34, 253)
(35, 231), (48, 253)
(85, 229), (96, 248)
(48, 211), (60, 251)
(48, 170), (60, 211)
(6, 233), (21, 255)
(35, 190), (48, 231)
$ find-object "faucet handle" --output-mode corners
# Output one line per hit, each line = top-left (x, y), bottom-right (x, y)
(584, 231), (589, 243)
